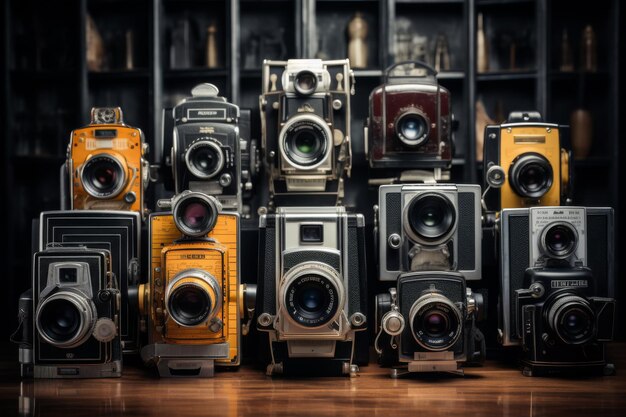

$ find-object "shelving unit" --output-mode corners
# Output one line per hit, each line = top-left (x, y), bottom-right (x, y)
(1, 0), (621, 340)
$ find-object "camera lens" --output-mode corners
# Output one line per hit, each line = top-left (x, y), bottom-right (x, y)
(294, 70), (318, 95)
(40, 299), (80, 342)
(81, 154), (126, 198)
(406, 193), (456, 245)
(542, 223), (578, 258)
(169, 285), (211, 327)
(410, 294), (463, 351)
(282, 115), (330, 169)
(395, 113), (429, 147)
(173, 192), (220, 237)
(548, 294), (595, 345)
(509, 153), (553, 199)
(185, 140), (224, 180)
(283, 263), (343, 328)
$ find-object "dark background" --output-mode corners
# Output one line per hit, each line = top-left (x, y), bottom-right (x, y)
(0, 0), (622, 360)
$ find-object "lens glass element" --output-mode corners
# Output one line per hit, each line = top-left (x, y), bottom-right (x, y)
(283, 118), (329, 168)
(396, 113), (429, 146)
(545, 224), (577, 257)
(407, 194), (456, 242)
(285, 272), (340, 327)
(509, 153), (553, 198)
(83, 155), (125, 197)
(422, 311), (449, 337)
(190, 145), (221, 176)
(294, 71), (317, 95)
(39, 299), (81, 343)
(170, 285), (211, 326)
(174, 195), (218, 237)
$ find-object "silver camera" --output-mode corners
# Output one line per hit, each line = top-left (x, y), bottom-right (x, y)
(529, 206), (587, 267)
(256, 207), (368, 376)
(377, 184), (482, 281)
(260, 59), (354, 207)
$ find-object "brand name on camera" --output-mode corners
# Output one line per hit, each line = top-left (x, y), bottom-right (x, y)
(187, 108), (226, 120)
(181, 254), (206, 259)
(551, 280), (588, 288)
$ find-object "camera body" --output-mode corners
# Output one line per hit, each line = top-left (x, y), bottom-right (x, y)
(21, 246), (121, 378)
(483, 111), (570, 212)
(259, 59), (354, 207)
(139, 193), (247, 377)
(167, 84), (248, 211)
(377, 183), (481, 281)
(256, 206), (368, 376)
(499, 206), (615, 376)
(365, 61), (453, 172)
(68, 107), (149, 215)
(38, 210), (141, 354)
(375, 272), (484, 375)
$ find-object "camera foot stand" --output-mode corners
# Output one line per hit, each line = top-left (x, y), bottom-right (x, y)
(141, 343), (230, 378)
(604, 363), (616, 376)
(341, 362), (360, 377)
(266, 362), (284, 376)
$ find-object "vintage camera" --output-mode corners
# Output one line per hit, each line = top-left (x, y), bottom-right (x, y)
(499, 206), (615, 376)
(377, 183), (481, 281)
(256, 207), (368, 376)
(38, 210), (141, 354)
(483, 111), (571, 213)
(375, 272), (485, 376)
(365, 61), (453, 181)
(138, 191), (255, 377)
(16, 246), (121, 378)
(259, 59), (354, 207)
(163, 83), (255, 211)
(67, 107), (149, 215)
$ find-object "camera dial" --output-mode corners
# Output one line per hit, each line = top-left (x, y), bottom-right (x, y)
(81, 153), (127, 199)
(509, 153), (554, 199)
(172, 191), (222, 237)
(404, 193), (457, 246)
(166, 269), (222, 327)
(409, 292), (463, 351)
(36, 292), (97, 349)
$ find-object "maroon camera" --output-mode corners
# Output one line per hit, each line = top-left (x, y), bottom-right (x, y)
(365, 61), (453, 171)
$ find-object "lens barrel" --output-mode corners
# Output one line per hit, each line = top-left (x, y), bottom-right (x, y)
(404, 193), (456, 245)
(281, 115), (331, 169)
(184, 140), (225, 180)
(166, 269), (222, 328)
(81, 154), (126, 198)
(409, 293), (463, 351)
(509, 153), (554, 199)
(172, 192), (221, 237)
(547, 294), (595, 345)
(36, 292), (96, 349)
(395, 112), (429, 147)
(540, 222), (578, 259)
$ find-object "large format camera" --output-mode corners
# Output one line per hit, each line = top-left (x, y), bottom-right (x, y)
(38, 210), (141, 354)
(365, 61), (453, 182)
(163, 84), (255, 211)
(376, 183), (481, 281)
(256, 207), (368, 377)
(259, 59), (354, 207)
(499, 206), (615, 376)
(139, 191), (255, 377)
(16, 246), (121, 378)
(375, 271), (484, 376)
(67, 107), (149, 215)
(483, 111), (571, 213)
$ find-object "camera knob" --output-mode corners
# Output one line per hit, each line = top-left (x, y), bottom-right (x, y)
(486, 165), (506, 188)
(124, 192), (137, 204)
(98, 290), (111, 302)
(332, 99), (343, 110)
(350, 312), (367, 328)
(388, 234), (402, 249)
(219, 173), (232, 187)
(93, 318), (117, 343)
(382, 311), (405, 336)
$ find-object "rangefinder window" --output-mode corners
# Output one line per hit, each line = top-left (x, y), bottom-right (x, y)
(94, 129), (117, 138)
(300, 224), (323, 243)
(59, 268), (78, 283)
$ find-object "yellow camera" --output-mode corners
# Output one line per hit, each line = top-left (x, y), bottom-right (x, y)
(139, 191), (253, 377)
(483, 111), (570, 212)
(68, 107), (148, 214)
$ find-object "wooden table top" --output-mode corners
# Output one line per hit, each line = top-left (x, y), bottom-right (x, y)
(1, 345), (625, 417)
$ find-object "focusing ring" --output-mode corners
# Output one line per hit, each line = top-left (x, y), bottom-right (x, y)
(509, 152), (554, 199)
(80, 153), (127, 199)
(279, 113), (333, 170)
(547, 294), (595, 345)
(394, 109), (430, 147)
(172, 191), (221, 237)
(539, 221), (579, 260)
(403, 192), (457, 246)
(165, 268), (222, 328)
(294, 70), (318, 96)
(35, 291), (97, 349)
(409, 293), (463, 352)
(184, 139), (225, 180)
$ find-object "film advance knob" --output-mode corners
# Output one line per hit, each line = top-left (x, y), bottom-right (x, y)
(486, 165), (506, 188)
(93, 318), (117, 343)
(388, 234), (402, 249)
(382, 311), (405, 336)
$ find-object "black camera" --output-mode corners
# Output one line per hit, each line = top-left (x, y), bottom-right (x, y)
(256, 207), (368, 377)
(499, 206), (615, 376)
(38, 210), (141, 354)
(17, 246), (121, 378)
(163, 83), (255, 212)
(375, 272), (485, 376)
(259, 59), (354, 207)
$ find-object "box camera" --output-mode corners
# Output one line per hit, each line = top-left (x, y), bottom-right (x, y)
(483, 111), (571, 213)
(139, 191), (255, 377)
(67, 107), (149, 215)
(16, 246), (121, 378)
(38, 210), (141, 354)
(259, 59), (354, 207)
(377, 183), (481, 281)
(375, 271), (485, 376)
(163, 83), (255, 212)
(499, 206), (615, 376)
(365, 61), (453, 179)
(256, 207), (368, 377)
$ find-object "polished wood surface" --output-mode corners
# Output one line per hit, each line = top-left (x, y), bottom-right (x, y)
(1, 345), (626, 417)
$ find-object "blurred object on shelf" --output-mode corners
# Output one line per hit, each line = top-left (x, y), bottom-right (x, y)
(411, 34), (429, 64)
(560, 29), (574, 72)
(259, 28), (287, 63)
(206, 21), (219, 68)
(394, 18), (412, 62)
(170, 19), (191, 69)
(475, 99), (495, 162)
(125, 30), (134, 70)
(494, 100), (505, 124)
(86, 14), (105, 71)
(347, 12), (368, 68)
(433, 34), (451, 72)
(477, 13), (489, 73)
(570, 109), (593, 159)
(581, 25), (597, 72)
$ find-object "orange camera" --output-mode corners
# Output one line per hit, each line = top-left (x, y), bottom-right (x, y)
(68, 107), (148, 214)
